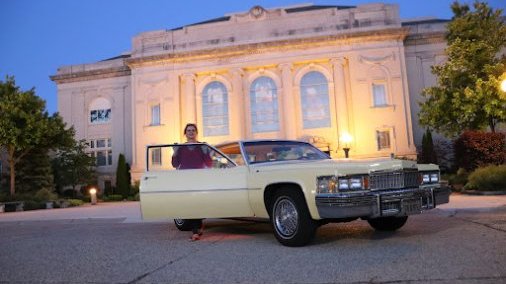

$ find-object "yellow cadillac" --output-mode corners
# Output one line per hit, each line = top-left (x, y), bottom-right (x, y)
(140, 140), (450, 246)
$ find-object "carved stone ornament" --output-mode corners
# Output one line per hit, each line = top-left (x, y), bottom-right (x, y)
(250, 6), (265, 18)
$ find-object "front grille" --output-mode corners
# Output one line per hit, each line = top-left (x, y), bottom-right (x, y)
(369, 170), (419, 190)
(316, 195), (375, 207)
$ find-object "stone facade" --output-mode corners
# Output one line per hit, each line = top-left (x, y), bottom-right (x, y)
(51, 3), (448, 187)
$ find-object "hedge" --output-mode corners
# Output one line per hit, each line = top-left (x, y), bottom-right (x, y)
(454, 131), (505, 171)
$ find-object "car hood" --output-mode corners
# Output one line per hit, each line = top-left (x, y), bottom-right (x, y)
(250, 158), (420, 175)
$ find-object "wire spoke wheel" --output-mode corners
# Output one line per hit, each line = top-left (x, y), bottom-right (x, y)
(274, 198), (299, 237)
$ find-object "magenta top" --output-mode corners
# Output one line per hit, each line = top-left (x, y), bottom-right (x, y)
(171, 145), (212, 169)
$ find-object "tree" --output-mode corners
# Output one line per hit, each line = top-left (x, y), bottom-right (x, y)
(16, 147), (54, 193)
(0, 76), (71, 196)
(420, 129), (438, 164)
(52, 140), (96, 194)
(419, 1), (506, 137)
(115, 154), (130, 198)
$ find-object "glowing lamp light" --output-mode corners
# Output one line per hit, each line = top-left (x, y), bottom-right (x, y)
(500, 78), (506, 92)
(89, 187), (97, 205)
(340, 133), (353, 159)
(341, 133), (353, 144)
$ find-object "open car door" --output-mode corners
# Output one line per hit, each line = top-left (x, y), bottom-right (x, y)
(140, 143), (254, 220)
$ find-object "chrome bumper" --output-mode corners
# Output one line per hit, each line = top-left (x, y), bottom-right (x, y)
(315, 186), (450, 219)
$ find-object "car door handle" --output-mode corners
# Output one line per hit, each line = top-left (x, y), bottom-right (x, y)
(144, 176), (157, 180)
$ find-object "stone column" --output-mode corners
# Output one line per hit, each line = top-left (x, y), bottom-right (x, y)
(331, 58), (349, 139)
(279, 63), (297, 139)
(181, 73), (196, 125)
(230, 68), (245, 139)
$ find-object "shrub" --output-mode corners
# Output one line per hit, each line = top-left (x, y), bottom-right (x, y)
(116, 154), (130, 198)
(23, 200), (44, 211)
(62, 189), (77, 198)
(103, 194), (123, 202)
(464, 165), (506, 191)
(67, 199), (84, 207)
(34, 188), (58, 202)
(454, 131), (506, 171)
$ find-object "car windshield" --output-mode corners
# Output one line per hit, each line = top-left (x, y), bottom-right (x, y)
(242, 141), (330, 164)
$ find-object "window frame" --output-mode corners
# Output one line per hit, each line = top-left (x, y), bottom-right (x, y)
(299, 71), (331, 129)
(249, 76), (280, 133)
(201, 81), (230, 137)
(371, 82), (389, 107)
(376, 130), (391, 151)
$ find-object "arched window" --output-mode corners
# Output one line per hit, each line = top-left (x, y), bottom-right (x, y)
(202, 81), (229, 136)
(249, 76), (279, 133)
(300, 71), (330, 129)
(89, 97), (111, 124)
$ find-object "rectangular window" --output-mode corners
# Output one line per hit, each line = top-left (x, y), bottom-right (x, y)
(372, 83), (387, 107)
(96, 151), (107, 167)
(88, 138), (113, 167)
(151, 147), (162, 165)
(151, 104), (160, 126)
(90, 108), (111, 124)
(376, 130), (391, 150)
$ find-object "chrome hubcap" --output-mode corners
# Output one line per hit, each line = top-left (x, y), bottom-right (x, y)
(274, 198), (298, 238)
(174, 219), (185, 226)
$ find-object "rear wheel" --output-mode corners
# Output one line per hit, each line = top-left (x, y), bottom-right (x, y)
(173, 219), (192, 231)
(271, 188), (317, 247)
(367, 216), (408, 231)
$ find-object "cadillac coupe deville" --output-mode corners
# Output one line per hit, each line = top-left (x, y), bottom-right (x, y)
(140, 140), (450, 246)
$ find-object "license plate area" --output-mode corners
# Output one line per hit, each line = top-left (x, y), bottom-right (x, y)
(401, 198), (422, 215)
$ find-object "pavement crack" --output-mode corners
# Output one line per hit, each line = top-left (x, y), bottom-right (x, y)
(452, 212), (506, 233)
(126, 235), (227, 284)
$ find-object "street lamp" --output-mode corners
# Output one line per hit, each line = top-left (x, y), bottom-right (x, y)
(501, 77), (506, 93)
(340, 133), (353, 158)
(89, 188), (97, 205)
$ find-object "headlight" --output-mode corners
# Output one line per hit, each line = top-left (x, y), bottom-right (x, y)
(339, 176), (368, 191)
(317, 176), (338, 194)
(317, 175), (368, 193)
(420, 171), (439, 184)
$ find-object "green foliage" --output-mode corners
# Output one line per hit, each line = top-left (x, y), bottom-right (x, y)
(115, 154), (130, 198)
(0, 76), (75, 196)
(52, 140), (96, 193)
(103, 194), (124, 202)
(16, 147), (54, 193)
(420, 129), (437, 164)
(419, 1), (506, 137)
(23, 200), (45, 211)
(464, 165), (506, 191)
(454, 131), (506, 171)
(67, 199), (84, 207)
(447, 168), (469, 191)
(34, 188), (58, 202)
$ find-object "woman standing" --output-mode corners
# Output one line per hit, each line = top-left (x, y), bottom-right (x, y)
(171, 123), (211, 241)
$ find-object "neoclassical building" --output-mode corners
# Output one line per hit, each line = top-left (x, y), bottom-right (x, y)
(51, 3), (448, 189)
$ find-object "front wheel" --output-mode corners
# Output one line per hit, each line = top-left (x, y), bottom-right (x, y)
(271, 188), (317, 247)
(367, 216), (408, 231)
(173, 219), (192, 231)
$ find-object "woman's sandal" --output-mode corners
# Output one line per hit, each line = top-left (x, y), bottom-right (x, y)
(189, 234), (200, 241)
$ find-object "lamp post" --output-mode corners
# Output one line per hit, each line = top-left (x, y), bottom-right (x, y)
(89, 188), (97, 205)
(340, 133), (353, 158)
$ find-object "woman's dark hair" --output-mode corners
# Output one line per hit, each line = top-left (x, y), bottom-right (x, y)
(184, 123), (198, 134)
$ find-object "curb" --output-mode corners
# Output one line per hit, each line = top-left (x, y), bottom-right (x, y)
(460, 190), (506, 196)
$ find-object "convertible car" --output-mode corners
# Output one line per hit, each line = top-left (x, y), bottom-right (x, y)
(140, 140), (450, 246)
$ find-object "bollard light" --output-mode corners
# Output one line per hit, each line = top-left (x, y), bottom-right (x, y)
(89, 188), (97, 205)
(340, 133), (353, 159)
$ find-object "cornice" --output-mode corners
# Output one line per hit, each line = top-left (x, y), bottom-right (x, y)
(50, 66), (131, 84)
(126, 27), (410, 68)
(404, 31), (447, 46)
